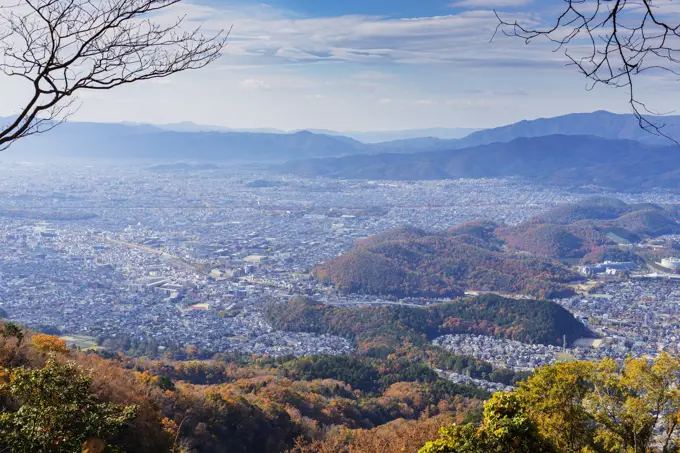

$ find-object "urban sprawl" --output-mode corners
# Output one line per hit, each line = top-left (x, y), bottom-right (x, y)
(2, 161), (680, 390)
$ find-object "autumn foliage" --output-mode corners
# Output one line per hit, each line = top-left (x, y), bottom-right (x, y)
(32, 334), (70, 355)
(0, 323), (489, 453)
(314, 223), (580, 299)
(419, 354), (680, 453)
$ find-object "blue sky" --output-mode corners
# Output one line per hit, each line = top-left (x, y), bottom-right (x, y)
(0, 0), (677, 131)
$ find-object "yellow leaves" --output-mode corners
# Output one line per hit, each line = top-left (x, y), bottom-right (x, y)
(651, 352), (680, 389)
(510, 354), (680, 453)
(81, 438), (105, 453)
(595, 357), (619, 375)
(32, 334), (70, 355)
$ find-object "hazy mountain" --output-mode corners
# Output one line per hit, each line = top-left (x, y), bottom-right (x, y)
(279, 134), (680, 191)
(120, 121), (477, 143)
(311, 127), (479, 143)
(371, 111), (680, 153)
(142, 111), (680, 148)
(129, 121), (285, 135)
(0, 121), (369, 162)
(454, 111), (680, 148)
(3, 111), (680, 163)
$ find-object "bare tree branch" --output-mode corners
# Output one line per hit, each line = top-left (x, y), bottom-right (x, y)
(495, 0), (680, 145)
(0, 0), (229, 150)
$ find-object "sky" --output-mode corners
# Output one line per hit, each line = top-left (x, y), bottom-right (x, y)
(0, 0), (678, 131)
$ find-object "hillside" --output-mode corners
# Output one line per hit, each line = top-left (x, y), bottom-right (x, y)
(499, 198), (680, 259)
(313, 223), (581, 299)
(0, 322), (499, 453)
(279, 135), (680, 191)
(313, 199), (680, 299)
(264, 294), (590, 348)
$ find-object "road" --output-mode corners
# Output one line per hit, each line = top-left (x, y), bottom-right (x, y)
(96, 235), (205, 273)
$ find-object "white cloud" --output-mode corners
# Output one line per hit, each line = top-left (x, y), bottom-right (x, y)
(153, 2), (549, 70)
(446, 98), (494, 107)
(240, 78), (272, 90)
(4, 0), (670, 132)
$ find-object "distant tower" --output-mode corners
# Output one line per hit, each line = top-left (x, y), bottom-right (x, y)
(563, 334), (567, 351)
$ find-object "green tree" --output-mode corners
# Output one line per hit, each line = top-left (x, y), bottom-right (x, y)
(516, 361), (597, 453)
(587, 355), (680, 453)
(418, 392), (555, 453)
(450, 355), (680, 453)
(0, 358), (137, 453)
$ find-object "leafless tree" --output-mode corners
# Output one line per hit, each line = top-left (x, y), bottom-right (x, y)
(495, 0), (680, 143)
(0, 0), (228, 150)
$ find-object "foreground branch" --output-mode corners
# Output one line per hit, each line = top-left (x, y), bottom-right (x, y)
(0, 0), (228, 150)
(495, 0), (680, 144)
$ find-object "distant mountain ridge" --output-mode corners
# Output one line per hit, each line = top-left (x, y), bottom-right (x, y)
(0, 120), (369, 162)
(280, 134), (680, 191)
(368, 111), (680, 153)
(2, 111), (679, 168)
(125, 121), (479, 143)
(459, 110), (680, 147)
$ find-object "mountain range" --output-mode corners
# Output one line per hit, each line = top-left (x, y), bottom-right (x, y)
(281, 134), (680, 190)
(3, 111), (680, 191)
(0, 117), (479, 161)
(139, 122), (479, 143)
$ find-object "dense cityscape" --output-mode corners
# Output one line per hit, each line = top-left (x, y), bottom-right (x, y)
(2, 161), (680, 386)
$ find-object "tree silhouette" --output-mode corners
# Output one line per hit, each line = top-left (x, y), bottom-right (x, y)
(0, 0), (228, 150)
(496, 0), (680, 143)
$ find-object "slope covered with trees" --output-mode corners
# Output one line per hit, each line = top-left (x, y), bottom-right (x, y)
(265, 295), (590, 350)
(313, 223), (581, 299)
(0, 322), (493, 453)
(293, 354), (680, 453)
(417, 354), (680, 453)
(499, 198), (680, 259)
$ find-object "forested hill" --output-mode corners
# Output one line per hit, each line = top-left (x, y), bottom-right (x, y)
(264, 294), (591, 349)
(499, 197), (680, 259)
(312, 221), (582, 299)
(314, 198), (680, 298)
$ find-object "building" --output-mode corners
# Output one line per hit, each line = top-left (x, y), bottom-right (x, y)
(661, 257), (680, 271)
(581, 261), (636, 276)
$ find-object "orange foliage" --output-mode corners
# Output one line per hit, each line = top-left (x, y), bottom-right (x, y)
(286, 416), (452, 453)
(32, 334), (70, 355)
